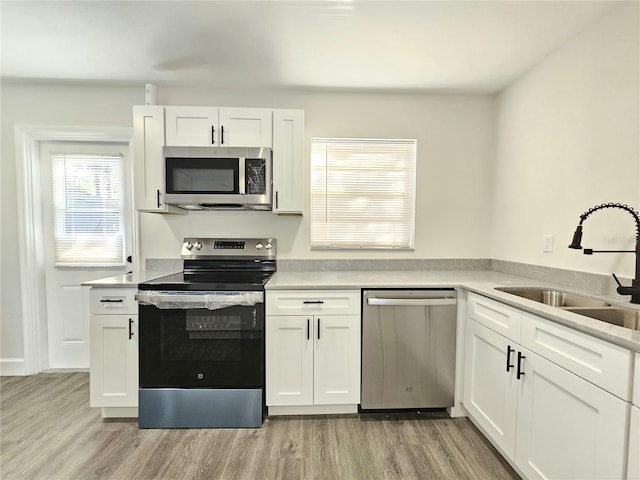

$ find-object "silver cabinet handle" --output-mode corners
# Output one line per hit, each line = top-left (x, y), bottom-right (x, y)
(366, 298), (456, 306)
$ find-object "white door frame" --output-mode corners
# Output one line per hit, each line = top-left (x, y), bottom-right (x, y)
(15, 125), (136, 375)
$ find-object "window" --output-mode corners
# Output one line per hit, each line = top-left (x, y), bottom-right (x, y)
(51, 153), (125, 266)
(311, 138), (416, 249)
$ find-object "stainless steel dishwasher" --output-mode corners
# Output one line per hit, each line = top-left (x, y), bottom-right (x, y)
(361, 289), (457, 410)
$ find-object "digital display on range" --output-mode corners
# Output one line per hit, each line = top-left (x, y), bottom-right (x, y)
(214, 241), (245, 250)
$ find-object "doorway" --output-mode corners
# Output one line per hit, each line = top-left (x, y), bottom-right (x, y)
(15, 126), (135, 374)
(39, 141), (133, 368)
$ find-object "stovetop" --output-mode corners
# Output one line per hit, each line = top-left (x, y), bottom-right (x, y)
(138, 270), (275, 291)
(138, 237), (276, 292)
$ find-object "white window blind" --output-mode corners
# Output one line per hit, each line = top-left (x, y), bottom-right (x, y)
(311, 138), (416, 249)
(51, 154), (125, 266)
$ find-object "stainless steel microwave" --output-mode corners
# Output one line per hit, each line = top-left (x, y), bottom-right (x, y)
(163, 146), (272, 210)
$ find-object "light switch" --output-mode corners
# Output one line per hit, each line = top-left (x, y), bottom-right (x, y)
(543, 234), (554, 253)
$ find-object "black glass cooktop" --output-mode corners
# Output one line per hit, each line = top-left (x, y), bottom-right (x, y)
(138, 270), (275, 292)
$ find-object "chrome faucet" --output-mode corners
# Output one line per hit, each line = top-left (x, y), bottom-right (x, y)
(569, 202), (640, 304)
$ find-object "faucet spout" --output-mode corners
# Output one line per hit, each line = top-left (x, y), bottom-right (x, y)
(569, 203), (640, 305)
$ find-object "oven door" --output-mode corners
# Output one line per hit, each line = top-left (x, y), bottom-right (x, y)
(138, 291), (264, 389)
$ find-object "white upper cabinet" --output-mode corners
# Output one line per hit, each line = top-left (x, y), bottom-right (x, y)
(218, 107), (272, 147)
(165, 106), (272, 147)
(272, 109), (304, 214)
(165, 106), (219, 146)
(133, 105), (303, 214)
(132, 105), (184, 214)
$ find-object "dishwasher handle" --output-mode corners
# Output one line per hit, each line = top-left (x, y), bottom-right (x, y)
(366, 297), (457, 306)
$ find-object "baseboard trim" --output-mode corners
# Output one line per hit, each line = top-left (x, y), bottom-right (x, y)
(0, 358), (27, 376)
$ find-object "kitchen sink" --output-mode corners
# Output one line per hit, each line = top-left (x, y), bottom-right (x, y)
(495, 287), (611, 308)
(564, 308), (640, 331)
(496, 287), (640, 331)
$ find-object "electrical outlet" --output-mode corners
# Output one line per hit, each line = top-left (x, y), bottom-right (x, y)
(543, 234), (554, 253)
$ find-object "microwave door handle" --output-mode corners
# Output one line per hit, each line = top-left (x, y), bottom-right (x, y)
(239, 157), (246, 194)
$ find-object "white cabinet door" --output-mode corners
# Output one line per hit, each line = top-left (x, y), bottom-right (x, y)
(314, 314), (361, 405)
(272, 109), (304, 214)
(90, 315), (138, 408)
(629, 406), (640, 480)
(218, 107), (272, 147)
(165, 106), (219, 146)
(133, 105), (164, 211)
(463, 319), (518, 457)
(515, 348), (628, 480)
(265, 315), (314, 406)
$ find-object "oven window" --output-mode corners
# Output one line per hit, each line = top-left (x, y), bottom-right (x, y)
(165, 157), (239, 194)
(139, 304), (263, 388)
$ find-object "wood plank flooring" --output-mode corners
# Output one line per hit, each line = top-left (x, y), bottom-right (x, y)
(1, 373), (520, 480)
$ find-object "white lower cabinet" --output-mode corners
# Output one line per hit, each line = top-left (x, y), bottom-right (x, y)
(514, 347), (628, 480)
(463, 293), (632, 480)
(265, 290), (361, 414)
(89, 288), (138, 418)
(630, 353), (640, 480)
(629, 406), (640, 480)
(464, 320), (519, 456)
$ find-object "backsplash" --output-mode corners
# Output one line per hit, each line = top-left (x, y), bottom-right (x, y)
(277, 258), (491, 271)
(144, 257), (620, 295)
(490, 260), (621, 296)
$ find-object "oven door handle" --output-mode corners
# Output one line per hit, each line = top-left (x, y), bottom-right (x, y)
(135, 291), (263, 310)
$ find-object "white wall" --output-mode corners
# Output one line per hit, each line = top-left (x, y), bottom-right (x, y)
(140, 89), (495, 262)
(492, 1), (640, 279)
(1, 84), (495, 370)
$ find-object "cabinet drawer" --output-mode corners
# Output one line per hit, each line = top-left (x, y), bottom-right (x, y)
(467, 293), (522, 342)
(266, 290), (361, 316)
(90, 288), (138, 315)
(521, 313), (633, 400)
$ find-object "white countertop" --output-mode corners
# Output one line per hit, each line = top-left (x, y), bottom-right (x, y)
(267, 270), (640, 353)
(81, 270), (178, 287)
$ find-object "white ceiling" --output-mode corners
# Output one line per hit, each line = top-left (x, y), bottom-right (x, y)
(0, 0), (617, 93)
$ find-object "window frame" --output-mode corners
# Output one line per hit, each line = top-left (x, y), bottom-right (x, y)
(310, 137), (417, 250)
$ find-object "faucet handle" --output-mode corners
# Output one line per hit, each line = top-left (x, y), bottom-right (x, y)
(612, 273), (623, 288)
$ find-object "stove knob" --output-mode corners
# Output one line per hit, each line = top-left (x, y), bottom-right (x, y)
(255, 242), (263, 250)
(265, 242), (273, 250)
(194, 241), (203, 251)
(184, 242), (193, 251)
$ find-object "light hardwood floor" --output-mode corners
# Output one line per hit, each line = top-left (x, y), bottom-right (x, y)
(1, 373), (520, 480)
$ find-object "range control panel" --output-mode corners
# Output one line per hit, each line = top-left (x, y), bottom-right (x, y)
(181, 238), (276, 258)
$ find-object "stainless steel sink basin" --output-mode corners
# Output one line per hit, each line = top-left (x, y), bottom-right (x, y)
(495, 287), (611, 308)
(496, 287), (640, 331)
(564, 308), (640, 331)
